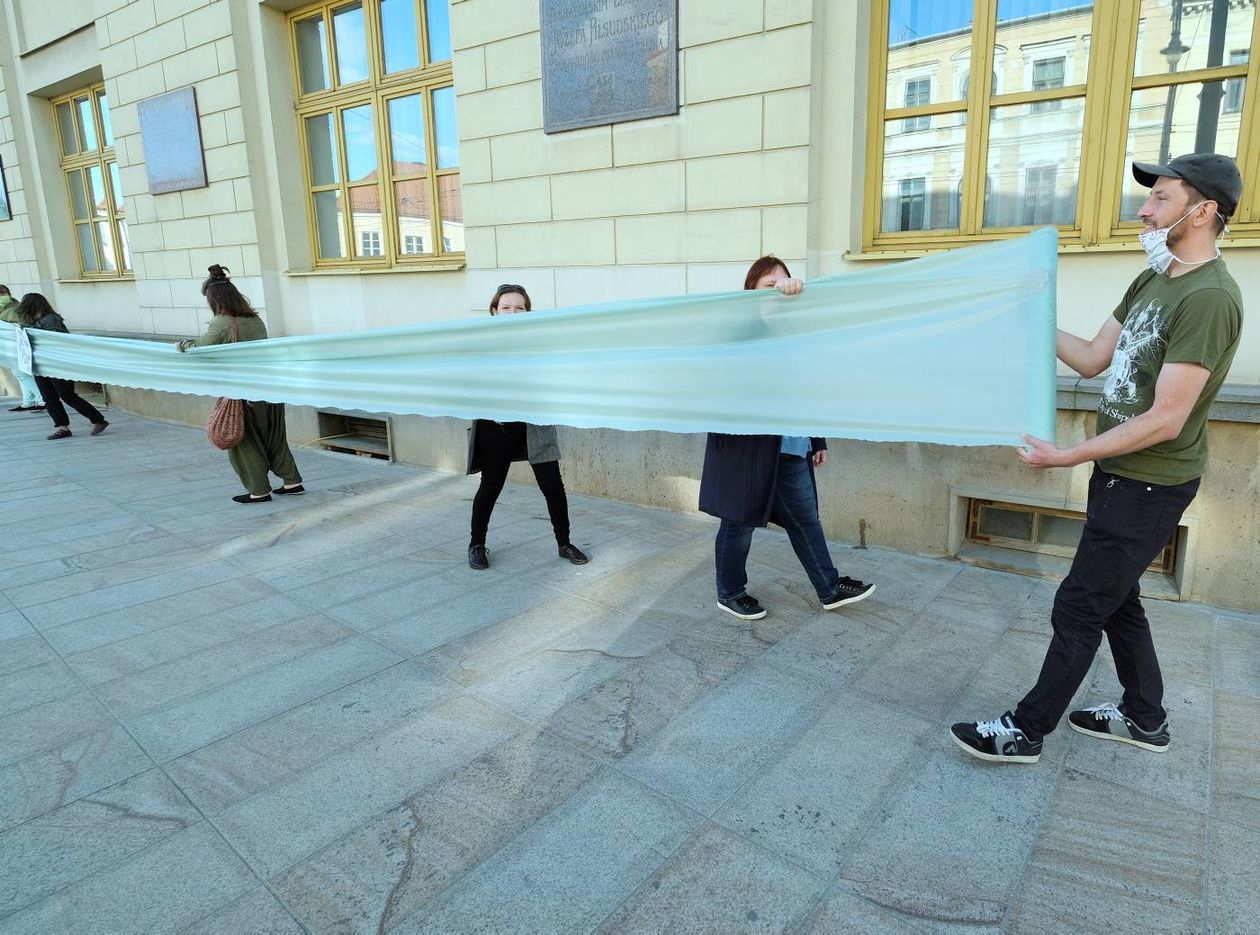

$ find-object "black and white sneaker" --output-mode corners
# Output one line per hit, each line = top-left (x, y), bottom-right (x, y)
(950, 711), (1042, 764)
(717, 594), (767, 620)
(1068, 702), (1169, 753)
(822, 576), (875, 610)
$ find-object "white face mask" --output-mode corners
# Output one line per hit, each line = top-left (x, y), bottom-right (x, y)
(1138, 201), (1219, 274)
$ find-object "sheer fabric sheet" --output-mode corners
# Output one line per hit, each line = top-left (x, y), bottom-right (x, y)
(0, 230), (1058, 445)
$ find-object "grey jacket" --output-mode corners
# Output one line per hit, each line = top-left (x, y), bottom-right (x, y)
(465, 421), (561, 475)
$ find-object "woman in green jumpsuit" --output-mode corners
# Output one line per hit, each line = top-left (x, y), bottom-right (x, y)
(178, 265), (304, 503)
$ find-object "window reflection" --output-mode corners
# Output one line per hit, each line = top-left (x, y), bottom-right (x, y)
(881, 113), (967, 233)
(333, 3), (369, 85)
(1121, 78), (1245, 220)
(295, 15), (331, 94)
(885, 1), (972, 108)
(1133, 0), (1255, 78)
(380, 0), (420, 74)
(985, 99), (1085, 228)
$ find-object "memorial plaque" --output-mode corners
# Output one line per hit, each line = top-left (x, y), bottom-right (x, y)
(541, 0), (678, 133)
(137, 87), (208, 194)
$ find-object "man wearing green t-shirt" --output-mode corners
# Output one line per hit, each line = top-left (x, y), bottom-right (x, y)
(952, 153), (1244, 764)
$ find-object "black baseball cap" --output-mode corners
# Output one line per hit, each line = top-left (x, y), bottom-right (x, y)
(1132, 153), (1242, 217)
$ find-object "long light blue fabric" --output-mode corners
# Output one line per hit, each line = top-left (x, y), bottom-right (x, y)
(0, 229), (1058, 444)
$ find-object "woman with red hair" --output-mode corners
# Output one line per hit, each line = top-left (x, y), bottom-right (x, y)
(698, 256), (874, 620)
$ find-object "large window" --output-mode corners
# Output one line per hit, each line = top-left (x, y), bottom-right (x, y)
(867, 1), (1259, 251)
(53, 85), (130, 277)
(291, 0), (461, 268)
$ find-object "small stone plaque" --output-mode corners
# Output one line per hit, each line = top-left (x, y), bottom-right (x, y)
(137, 87), (208, 194)
(541, 0), (678, 133)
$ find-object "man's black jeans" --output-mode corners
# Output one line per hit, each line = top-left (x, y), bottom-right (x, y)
(1015, 466), (1199, 741)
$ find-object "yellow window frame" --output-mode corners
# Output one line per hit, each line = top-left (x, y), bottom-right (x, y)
(52, 83), (130, 278)
(864, 1), (1260, 254)
(289, 0), (460, 269)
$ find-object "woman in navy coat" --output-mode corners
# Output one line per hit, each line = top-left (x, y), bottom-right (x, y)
(698, 257), (875, 620)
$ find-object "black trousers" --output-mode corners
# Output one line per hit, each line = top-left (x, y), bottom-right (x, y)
(470, 421), (569, 547)
(1015, 467), (1199, 741)
(35, 375), (105, 428)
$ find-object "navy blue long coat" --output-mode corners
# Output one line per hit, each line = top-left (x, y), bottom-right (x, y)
(698, 434), (827, 527)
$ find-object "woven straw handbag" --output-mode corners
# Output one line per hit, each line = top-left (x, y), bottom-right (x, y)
(205, 317), (245, 450)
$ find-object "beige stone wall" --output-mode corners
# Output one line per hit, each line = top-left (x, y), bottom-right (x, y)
(452, 0), (814, 307)
(97, 0), (264, 337)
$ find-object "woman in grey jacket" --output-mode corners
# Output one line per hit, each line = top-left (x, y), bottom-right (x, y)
(466, 284), (588, 570)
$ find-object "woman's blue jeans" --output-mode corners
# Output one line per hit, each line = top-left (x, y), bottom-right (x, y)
(714, 454), (841, 602)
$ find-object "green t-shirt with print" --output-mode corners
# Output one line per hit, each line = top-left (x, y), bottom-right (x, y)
(1096, 259), (1242, 486)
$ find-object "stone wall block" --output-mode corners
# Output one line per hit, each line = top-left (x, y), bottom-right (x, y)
(489, 127), (611, 181)
(161, 43), (221, 89)
(457, 82), (542, 140)
(494, 219), (615, 267)
(450, 0), (538, 51)
(679, 0), (762, 47)
(614, 209), (762, 264)
(462, 176), (551, 226)
(483, 32), (542, 88)
(134, 19), (186, 67)
(685, 147), (809, 210)
(683, 25), (811, 103)
(550, 163), (685, 221)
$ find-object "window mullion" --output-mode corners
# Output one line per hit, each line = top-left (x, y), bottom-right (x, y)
(862, 3), (890, 250)
(1098, 2), (1141, 242)
(1236, 15), (1260, 224)
(1075, 2), (1117, 246)
(336, 104), (354, 262)
(424, 85), (442, 256)
(418, 0), (432, 70)
(375, 89), (401, 261)
(326, 7), (342, 90)
(959, 0), (997, 236)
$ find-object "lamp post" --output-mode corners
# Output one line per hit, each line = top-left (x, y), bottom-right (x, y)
(1158, 0), (1189, 164)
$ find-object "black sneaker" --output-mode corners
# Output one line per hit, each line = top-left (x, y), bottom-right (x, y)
(822, 576), (875, 610)
(468, 544), (490, 570)
(717, 594), (767, 620)
(1068, 702), (1169, 753)
(950, 711), (1042, 764)
(558, 543), (589, 565)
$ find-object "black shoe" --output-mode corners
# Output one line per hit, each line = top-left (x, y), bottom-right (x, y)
(950, 711), (1042, 764)
(90, 420), (109, 436)
(9, 404), (34, 411)
(46, 427), (72, 440)
(822, 576), (875, 610)
(1068, 702), (1169, 753)
(232, 493), (272, 503)
(468, 544), (490, 570)
(273, 484), (306, 495)
(717, 593), (767, 620)
(558, 543), (588, 565)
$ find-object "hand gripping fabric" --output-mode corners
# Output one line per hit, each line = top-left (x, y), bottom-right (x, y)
(0, 230), (1059, 445)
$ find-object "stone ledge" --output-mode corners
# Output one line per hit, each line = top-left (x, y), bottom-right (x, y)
(1057, 375), (1260, 424)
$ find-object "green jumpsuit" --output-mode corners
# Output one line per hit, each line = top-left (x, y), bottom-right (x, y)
(191, 314), (302, 497)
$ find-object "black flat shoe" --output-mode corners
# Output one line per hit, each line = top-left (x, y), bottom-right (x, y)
(468, 544), (490, 570)
(272, 484), (306, 495)
(232, 493), (272, 503)
(558, 543), (589, 565)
